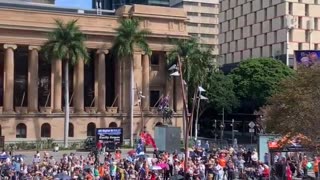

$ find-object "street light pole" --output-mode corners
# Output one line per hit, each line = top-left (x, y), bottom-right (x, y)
(214, 119), (217, 142)
(231, 118), (234, 142)
(220, 108), (225, 147)
(176, 56), (190, 176)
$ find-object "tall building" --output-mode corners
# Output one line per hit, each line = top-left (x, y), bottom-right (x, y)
(170, 0), (219, 55)
(0, 3), (187, 142)
(92, 0), (169, 10)
(2, 0), (55, 4)
(219, 0), (320, 66)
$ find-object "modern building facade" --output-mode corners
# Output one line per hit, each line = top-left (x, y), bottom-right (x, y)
(1, 0), (55, 4)
(219, 0), (320, 66)
(0, 3), (187, 143)
(170, 0), (219, 55)
(92, 0), (169, 10)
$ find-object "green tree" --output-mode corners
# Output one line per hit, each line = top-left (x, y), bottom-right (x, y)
(230, 58), (293, 113)
(42, 19), (89, 147)
(204, 71), (238, 113)
(261, 65), (320, 143)
(168, 38), (214, 92)
(112, 18), (151, 146)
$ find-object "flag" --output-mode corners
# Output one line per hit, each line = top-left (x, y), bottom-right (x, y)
(140, 132), (157, 149)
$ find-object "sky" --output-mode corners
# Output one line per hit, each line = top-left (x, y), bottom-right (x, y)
(55, 0), (92, 9)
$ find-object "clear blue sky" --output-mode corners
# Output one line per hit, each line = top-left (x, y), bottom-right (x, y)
(55, 0), (92, 9)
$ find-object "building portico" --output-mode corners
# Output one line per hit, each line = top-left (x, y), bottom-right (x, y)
(0, 4), (187, 143)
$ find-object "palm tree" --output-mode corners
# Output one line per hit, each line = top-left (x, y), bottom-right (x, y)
(168, 37), (214, 175)
(112, 18), (151, 147)
(42, 19), (89, 148)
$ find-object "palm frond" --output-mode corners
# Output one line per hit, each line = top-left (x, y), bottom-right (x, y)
(42, 19), (89, 65)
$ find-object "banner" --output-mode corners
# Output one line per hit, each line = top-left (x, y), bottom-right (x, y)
(295, 50), (320, 66)
(96, 128), (123, 150)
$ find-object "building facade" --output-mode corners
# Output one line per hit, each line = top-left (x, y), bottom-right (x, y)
(219, 0), (320, 66)
(92, 0), (169, 10)
(0, 4), (187, 143)
(1, 0), (55, 4)
(170, 0), (219, 55)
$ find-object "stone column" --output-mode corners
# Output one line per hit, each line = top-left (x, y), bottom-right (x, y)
(73, 58), (84, 113)
(142, 54), (150, 111)
(96, 49), (108, 113)
(52, 59), (62, 112)
(133, 52), (142, 108)
(28, 46), (40, 113)
(3, 44), (17, 113)
(115, 57), (122, 112)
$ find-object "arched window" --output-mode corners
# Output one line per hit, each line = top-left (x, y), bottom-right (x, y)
(155, 122), (163, 127)
(87, 122), (96, 136)
(16, 123), (27, 138)
(40, 123), (51, 138)
(69, 123), (74, 137)
(109, 122), (117, 128)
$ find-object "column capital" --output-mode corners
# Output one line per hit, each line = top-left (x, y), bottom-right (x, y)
(28, 45), (41, 51)
(3, 44), (17, 50)
(96, 49), (109, 55)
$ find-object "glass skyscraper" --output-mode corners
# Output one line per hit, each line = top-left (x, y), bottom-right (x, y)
(92, 0), (169, 10)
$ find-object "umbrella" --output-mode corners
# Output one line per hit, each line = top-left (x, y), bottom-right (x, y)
(54, 173), (71, 180)
(157, 163), (169, 170)
(151, 165), (162, 171)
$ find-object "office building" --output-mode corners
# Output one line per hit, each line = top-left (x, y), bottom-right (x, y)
(0, 2), (187, 142)
(3, 0), (55, 4)
(171, 0), (219, 55)
(219, 0), (320, 66)
(92, 0), (169, 10)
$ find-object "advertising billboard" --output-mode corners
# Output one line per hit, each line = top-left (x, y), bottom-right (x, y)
(96, 128), (123, 151)
(295, 50), (320, 66)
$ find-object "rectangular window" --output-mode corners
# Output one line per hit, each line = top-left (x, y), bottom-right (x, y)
(289, 29), (293, 41)
(315, 18), (319, 30)
(274, 31), (277, 43)
(316, 0), (320, 4)
(289, 3), (293, 15)
(265, 34), (268, 45)
(150, 90), (160, 107)
(151, 53), (160, 65)
(298, 43), (303, 50)
(201, 13), (217, 17)
(187, 12), (198, 16)
(200, 3), (215, 7)
(315, 44), (319, 50)
(184, 1), (198, 6)
(305, 30), (310, 42)
(298, 17), (303, 29)
(305, 4), (309, 16)
(188, 22), (198, 27)
(201, 24), (216, 28)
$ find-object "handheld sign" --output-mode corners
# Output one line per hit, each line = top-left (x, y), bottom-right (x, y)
(96, 128), (123, 151)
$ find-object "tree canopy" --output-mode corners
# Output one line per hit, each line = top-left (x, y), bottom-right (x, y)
(167, 38), (215, 92)
(42, 19), (89, 64)
(262, 65), (320, 142)
(230, 58), (294, 113)
(204, 71), (239, 113)
(112, 18), (151, 58)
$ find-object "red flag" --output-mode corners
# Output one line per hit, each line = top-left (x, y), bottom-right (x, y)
(140, 132), (157, 149)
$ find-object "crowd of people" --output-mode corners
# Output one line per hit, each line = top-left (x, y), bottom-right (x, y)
(0, 142), (317, 179)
